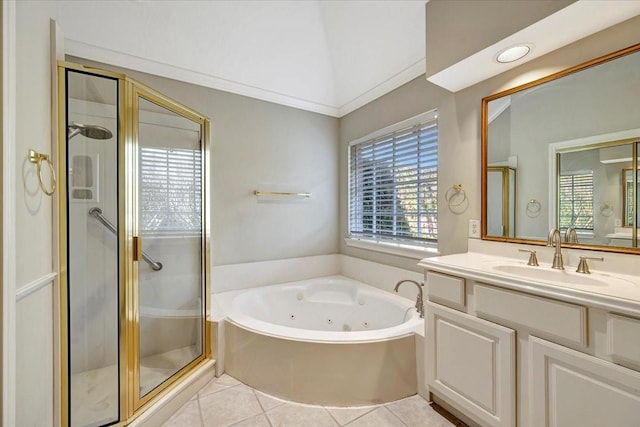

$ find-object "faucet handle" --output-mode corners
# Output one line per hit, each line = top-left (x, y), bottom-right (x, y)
(575, 256), (604, 274)
(518, 249), (539, 266)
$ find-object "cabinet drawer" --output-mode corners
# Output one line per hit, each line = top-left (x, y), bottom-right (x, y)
(607, 313), (640, 369)
(426, 271), (465, 310)
(475, 284), (587, 347)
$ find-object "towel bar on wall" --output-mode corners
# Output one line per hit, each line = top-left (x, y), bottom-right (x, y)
(254, 190), (311, 198)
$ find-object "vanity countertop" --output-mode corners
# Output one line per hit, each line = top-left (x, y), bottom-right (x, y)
(419, 251), (640, 317)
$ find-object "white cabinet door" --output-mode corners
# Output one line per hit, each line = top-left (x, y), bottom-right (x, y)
(427, 302), (516, 427)
(530, 336), (640, 427)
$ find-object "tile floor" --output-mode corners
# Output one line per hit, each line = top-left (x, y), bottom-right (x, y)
(163, 374), (466, 427)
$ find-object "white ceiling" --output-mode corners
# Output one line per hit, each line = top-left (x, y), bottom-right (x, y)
(58, 0), (427, 118)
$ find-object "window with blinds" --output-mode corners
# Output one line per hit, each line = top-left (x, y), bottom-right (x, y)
(349, 113), (438, 245)
(140, 147), (202, 233)
(559, 171), (594, 231)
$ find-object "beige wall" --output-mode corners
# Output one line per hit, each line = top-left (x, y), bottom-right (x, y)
(425, 0), (575, 76)
(70, 57), (340, 267)
(339, 15), (640, 272)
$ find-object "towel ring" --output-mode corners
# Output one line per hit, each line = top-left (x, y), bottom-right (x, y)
(526, 199), (541, 216)
(600, 203), (613, 217)
(28, 149), (56, 196)
(444, 184), (467, 207)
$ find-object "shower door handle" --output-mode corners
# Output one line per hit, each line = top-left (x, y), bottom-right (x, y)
(133, 236), (143, 262)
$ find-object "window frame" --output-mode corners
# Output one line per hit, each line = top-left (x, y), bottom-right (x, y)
(346, 110), (439, 258)
(558, 170), (594, 232)
(139, 145), (203, 236)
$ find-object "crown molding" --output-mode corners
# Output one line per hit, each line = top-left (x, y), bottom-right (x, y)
(337, 58), (426, 117)
(65, 39), (342, 117)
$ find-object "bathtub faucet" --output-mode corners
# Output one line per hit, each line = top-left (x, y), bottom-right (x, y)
(393, 279), (424, 318)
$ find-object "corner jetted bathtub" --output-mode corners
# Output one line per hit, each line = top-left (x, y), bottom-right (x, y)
(221, 275), (423, 406)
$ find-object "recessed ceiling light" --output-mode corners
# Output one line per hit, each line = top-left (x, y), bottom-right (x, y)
(496, 44), (533, 64)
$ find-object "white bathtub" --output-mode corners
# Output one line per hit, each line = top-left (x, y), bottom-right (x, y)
(219, 275), (423, 405)
(226, 276), (422, 342)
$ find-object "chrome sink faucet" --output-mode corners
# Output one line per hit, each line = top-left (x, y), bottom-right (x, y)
(547, 228), (564, 270)
(394, 279), (424, 318)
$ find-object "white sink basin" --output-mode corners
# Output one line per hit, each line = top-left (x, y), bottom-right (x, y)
(491, 264), (632, 288)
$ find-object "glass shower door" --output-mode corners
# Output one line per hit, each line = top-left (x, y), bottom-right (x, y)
(65, 69), (120, 427)
(62, 61), (210, 425)
(134, 94), (206, 401)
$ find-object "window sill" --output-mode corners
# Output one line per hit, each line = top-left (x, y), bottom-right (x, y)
(344, 237), (439, 260)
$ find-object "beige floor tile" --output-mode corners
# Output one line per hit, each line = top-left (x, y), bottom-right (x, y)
(200, 384), (263, 427)
(198, 374), (242, 398)
(326, 406), (376, 426)
(162, 399), (203, 427)
(345, 407), (405, 427)
(267, 403), (338, 427)
(386, 395), (454, 427)
(230, 413), (271, 427)
(254, 390), (286, 411)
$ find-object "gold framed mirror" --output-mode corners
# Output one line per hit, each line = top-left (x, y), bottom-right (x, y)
(481, 43), (640, 253)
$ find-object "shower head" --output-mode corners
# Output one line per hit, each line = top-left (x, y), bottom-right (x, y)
(68, 122), (113, 140)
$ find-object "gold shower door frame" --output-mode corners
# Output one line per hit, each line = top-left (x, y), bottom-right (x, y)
(57, 62), (211, 426)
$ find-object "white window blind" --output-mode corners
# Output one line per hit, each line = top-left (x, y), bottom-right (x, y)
(349, 115), (438, 245)
(559, 171), (593, 231)
(140, 147), (202, 233)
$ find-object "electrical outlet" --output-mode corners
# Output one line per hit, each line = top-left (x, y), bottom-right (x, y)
(615, 218), (622, 227)
(469, 219), (480, 238)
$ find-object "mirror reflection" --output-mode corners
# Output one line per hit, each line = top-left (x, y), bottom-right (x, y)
(483, 44), (640, 252)
(556, 142), (635, 247)
(622, 167), (640, 229)
(486, 166), (516, 237)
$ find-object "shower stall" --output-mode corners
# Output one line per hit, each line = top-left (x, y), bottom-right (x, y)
(58, 63), (210, 426)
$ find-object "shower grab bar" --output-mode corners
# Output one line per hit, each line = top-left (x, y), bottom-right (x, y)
(88, 207), (163, 271)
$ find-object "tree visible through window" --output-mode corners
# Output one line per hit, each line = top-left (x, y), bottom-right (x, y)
(349, 112), (438, 245)
(559, 171), (594, 231)
(140, 147), (202, 233)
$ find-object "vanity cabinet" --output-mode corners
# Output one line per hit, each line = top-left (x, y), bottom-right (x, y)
(530, 336), (640, 427)
(607, 313), (640, 370)
(423, 267), (640, 427)
(426, 302), (516, 427)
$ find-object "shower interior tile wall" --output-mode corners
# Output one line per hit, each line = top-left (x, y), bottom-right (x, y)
(68, 101), (119, 373)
